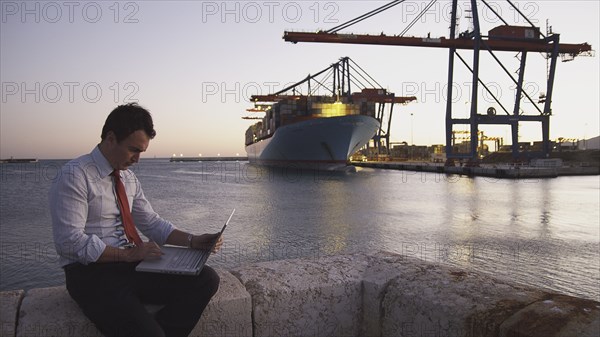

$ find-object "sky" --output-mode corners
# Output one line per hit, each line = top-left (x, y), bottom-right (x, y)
(1, 0), (598, 159)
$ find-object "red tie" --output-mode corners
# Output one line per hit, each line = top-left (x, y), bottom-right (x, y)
(112, 170), (143, 246)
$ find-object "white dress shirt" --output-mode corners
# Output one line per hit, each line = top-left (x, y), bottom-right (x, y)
(49, 146), (175, 266)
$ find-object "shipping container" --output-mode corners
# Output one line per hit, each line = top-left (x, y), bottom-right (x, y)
(488, 25), (540, 40)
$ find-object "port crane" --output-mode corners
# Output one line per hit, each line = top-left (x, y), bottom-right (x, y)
(283, 0), (593, 164)
(247, 57), (416, 155)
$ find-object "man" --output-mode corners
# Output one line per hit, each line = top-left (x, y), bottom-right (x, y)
(50, 103), (221, 337)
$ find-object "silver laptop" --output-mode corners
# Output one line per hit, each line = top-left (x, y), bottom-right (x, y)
(136, 209), (235, 275)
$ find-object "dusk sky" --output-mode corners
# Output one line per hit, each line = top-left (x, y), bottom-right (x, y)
(1, 0), (598, 159)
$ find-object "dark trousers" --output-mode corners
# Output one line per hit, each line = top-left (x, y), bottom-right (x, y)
(64, 262), (220, 337)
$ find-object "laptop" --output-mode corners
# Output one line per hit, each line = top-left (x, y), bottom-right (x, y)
(136, 209), (235, 275)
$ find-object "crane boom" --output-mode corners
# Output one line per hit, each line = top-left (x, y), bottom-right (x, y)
(251, 93), (416, 104)
(283, 31), (592, 56)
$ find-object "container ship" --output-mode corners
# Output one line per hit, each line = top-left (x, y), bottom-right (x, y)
(244, 57), (416, 170)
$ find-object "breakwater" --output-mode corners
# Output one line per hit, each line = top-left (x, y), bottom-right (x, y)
(1, 252), (598, 337)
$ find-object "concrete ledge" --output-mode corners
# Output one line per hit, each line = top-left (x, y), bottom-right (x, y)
(16, 286), (101, 337)
(5, 269), (250, 337)
(367, 251), (600, 337)
(0, 290), (24, 337)
(499, 295), (600, 337)
(192, 269), (252, 336)
(1, 252), (599, 337)
(376, 252), (547, 336)
(232, 254), (370, 336)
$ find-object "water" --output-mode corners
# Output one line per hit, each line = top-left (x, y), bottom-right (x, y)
(1, 160), (598, 301)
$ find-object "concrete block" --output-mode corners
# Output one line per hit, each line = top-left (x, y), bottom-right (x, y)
(16, 286), (101, 337)
(360, 251), (427, 337)
(380, 259), (548, 337)
(499, 295), (600, 337)
(1, 290), (24, 337)
(191, 269), (252, 337)
(232, 254), (370, 337)
(7, 252), (600, 337)
(15, 269), (250, 337)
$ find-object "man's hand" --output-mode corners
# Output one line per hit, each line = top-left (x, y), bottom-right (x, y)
(191, 233), (224, 253)
(97, 242), (163, 263)
(126, 242), (164, 262)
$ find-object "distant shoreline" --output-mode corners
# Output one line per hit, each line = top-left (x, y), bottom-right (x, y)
(0, 158), (39, 164)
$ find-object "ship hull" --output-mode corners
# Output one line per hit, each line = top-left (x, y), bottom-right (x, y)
(245, 114), (379, 170)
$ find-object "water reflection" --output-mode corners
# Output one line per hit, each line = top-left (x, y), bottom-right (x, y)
(1, 161), (598, 301)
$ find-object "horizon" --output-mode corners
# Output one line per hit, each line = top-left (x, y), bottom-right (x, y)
(2, 134), (599, 161)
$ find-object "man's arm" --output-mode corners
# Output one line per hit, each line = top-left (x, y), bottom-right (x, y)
(96, 243), (164, 263)
(166, 229), (223, 252)
(50, 163), (106, 265)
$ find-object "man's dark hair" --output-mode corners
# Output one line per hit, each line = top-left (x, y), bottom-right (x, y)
(101, 103), (157, 142)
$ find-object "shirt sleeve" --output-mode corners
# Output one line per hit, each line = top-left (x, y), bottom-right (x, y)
(49, 163), (106, 265)
(129, 174), (176, 244)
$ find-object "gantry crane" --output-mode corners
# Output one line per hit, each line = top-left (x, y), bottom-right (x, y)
(283, 0), (593, 164)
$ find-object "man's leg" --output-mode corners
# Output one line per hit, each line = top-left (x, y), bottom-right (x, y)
(65, 262), (165, 337)
(135, 265), (220, 337)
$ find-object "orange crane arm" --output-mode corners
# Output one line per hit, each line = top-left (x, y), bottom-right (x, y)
(251, 94), (417, 104)
(283, 31), (592, 55)
(250, 95), (305, 102)
(351, 94), (417, 104)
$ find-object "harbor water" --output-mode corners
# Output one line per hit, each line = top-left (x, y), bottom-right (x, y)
(1, 159), (598, 301)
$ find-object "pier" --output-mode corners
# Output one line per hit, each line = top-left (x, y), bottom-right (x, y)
(352, 161), (599, 178)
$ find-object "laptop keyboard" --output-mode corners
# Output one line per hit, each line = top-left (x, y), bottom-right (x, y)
(168, 249), (207, 269)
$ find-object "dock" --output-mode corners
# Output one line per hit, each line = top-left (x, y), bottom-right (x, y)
(170, 156), (248, 162)
(352, 161), (599, 178)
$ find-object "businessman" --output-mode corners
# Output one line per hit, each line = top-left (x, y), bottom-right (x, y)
(50, 103), (222, 337)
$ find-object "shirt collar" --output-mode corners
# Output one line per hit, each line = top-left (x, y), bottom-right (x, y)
(91, 145), (115, 179)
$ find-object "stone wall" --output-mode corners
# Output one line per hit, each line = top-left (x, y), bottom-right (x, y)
(1, 251), (599, 337)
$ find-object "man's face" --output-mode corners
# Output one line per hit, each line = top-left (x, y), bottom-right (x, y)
(104, 130), (150, 170)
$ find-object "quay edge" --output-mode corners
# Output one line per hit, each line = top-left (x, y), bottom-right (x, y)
(352, 161), (600, 178)
(1, 251), (599, 337)
(169, 156), (248, 162)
